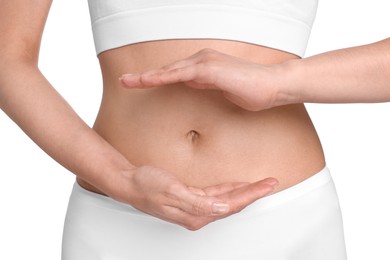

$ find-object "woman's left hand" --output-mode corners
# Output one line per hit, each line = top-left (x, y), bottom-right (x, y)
(120, 48), (296, 111)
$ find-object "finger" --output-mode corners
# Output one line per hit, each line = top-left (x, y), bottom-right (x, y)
(186, 182), (249, 211)
(122, 57), (222, 89)
(152, 64), (221, 90)
(158, 56), (199, 72)
(187, 186), (207, 196)
(219, 177), (278, 213)
(119, 52), (202, 88)
(164, 178), (277, 229)
(156, 48), (208, 73)
(131, 66), (205, 87)
(119, 69), (161, 88)
(150, 66), (197, 86)
(175, 188), (230, 217)
(202, 182), (250, 197)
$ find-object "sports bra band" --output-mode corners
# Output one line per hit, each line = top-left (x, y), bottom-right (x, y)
(88, 0), (318, 57)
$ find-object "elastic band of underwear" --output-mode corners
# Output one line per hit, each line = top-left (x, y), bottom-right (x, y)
(72, 166), (331, 218)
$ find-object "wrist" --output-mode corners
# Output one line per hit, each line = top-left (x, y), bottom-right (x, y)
(275, 58), (304, 106)
(104, 164), (137, 204)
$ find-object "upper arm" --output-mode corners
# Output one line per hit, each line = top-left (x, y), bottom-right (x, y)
(0, 0), (52, 63)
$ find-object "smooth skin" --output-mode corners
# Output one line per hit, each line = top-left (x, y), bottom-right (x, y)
(121, 39), (390, 109)
(0, 0), (278, 230)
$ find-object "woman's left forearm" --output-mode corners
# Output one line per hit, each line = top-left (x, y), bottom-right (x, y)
(120, 38), (390, 111)
(282, 38), (390, 104)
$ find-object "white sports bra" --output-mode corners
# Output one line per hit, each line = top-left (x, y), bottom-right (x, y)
(87, 0), (318, 57)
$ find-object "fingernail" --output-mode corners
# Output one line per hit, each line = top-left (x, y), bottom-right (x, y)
(212, 202), (229, 214)
(265, 178), (279, 186)
(119, 74), (133, 80)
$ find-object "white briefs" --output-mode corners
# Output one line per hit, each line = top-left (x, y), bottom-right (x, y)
(62, 167), (347, 260)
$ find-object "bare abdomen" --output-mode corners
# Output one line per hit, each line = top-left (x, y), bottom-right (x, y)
(89, 39), (325, 193)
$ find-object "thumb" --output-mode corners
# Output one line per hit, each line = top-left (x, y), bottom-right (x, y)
(179, 192), (230, 217)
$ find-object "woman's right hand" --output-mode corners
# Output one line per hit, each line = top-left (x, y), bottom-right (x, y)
(113, 165), (278, 230)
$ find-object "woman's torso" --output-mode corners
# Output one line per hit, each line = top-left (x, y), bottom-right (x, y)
(78, 39), (325, 194)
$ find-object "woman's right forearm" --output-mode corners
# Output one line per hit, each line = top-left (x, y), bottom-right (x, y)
(0, 0), (278, 230)
(0, 57), (135, 196)
(0, 58), (278, 230)
(0, 0), (139, 209)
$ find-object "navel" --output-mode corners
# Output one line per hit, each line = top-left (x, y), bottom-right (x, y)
(186, 130), (200, 143)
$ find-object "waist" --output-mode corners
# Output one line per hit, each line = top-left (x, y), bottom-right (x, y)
(89, 40), (325, 192)
(93, 87), (324, 191)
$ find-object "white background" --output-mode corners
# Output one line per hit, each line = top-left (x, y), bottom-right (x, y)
(0, 0), (389, 259)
